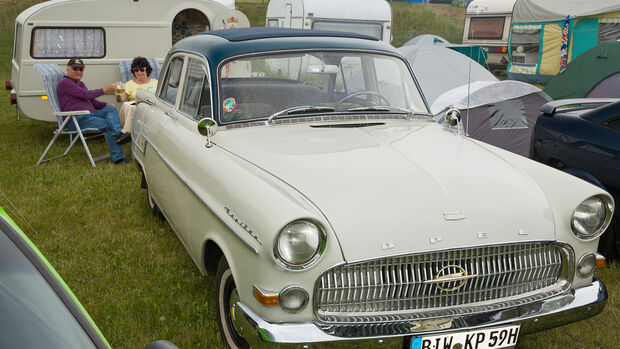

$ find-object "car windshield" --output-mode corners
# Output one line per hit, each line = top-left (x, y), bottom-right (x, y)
(0, 227), (96, 348)
(218, 51), (429, 123)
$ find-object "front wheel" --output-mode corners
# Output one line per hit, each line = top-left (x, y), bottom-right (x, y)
(216, 256), (250, 349)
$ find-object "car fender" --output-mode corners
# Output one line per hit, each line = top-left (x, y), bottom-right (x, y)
(562, 168), (607, 191)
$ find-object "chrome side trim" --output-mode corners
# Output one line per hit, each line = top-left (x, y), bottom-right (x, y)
(141, 134), (258, 254)
(232, 279), (607, 348)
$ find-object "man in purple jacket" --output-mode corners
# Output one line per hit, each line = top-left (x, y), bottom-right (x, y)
(57, 57), (131, 165)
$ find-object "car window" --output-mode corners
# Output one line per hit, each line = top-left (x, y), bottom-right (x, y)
(159, 56), (184, 105)
(0, 230), (96, 348)
(218, 51), (428, 123)
(179, 58), (211, 121)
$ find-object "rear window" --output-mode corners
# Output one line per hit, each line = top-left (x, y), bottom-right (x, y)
(31, 27), (105, 58)
(468, 17), (505, 40)
(312, 20), (383, 40)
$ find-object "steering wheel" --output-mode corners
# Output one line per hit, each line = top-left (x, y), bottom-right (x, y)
(334, 90), (391, 109)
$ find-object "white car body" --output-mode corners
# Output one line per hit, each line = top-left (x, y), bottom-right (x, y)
(132, 28), (612, 348)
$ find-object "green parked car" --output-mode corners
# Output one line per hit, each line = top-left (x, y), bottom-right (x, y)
(0, 206), (176, 349)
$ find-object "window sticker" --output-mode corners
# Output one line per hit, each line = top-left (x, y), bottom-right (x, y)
(223, 97), (236, 112)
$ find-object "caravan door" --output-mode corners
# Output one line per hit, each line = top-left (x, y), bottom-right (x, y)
(285, 0), (304, 28)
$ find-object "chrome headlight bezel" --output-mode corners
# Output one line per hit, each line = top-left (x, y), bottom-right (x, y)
(571, 195), (615, 240)
(273, 219), (326, 270)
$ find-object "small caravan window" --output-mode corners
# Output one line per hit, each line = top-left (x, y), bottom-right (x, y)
(598, 21), (620, 43)
(13, 22), (22, 61)
(31, 27), (105, 58)
(510, 26), (541, 65)
(468, 17), (505, 40)
(312, 21), (383, 40)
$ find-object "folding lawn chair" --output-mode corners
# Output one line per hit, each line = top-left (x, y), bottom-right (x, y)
(33, 63), (110, 167)
(119, 58), (161, 83)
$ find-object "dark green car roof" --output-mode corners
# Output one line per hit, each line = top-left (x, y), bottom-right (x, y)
(171, 27), (401, 71)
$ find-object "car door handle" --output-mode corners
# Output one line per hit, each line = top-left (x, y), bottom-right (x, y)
(165, 111), (177, 119)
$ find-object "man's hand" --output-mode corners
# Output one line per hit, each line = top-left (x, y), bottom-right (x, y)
(102, 83), (116, 94)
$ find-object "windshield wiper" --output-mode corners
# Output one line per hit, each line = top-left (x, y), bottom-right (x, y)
(348, 105), (417, 118)
(267, 105), (335, 124)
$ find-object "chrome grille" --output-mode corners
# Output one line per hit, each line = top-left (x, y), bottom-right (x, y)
(314, 242), (571, 325)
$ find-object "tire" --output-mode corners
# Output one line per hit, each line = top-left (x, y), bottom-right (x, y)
(216, 256), (249, 349)
(145, 177), (165, 221)
(599, 214), (619, 260)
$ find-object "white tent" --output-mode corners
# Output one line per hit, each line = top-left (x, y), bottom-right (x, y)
(398, 41), (497, 107)
(513, 0), (620, 22)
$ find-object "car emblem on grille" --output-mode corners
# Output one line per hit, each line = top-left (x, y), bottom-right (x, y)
(423, 265), (477, 291)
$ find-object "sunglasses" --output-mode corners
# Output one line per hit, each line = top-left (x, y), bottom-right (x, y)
(72, 67), (84, 72)
(133, 68), (146, 72)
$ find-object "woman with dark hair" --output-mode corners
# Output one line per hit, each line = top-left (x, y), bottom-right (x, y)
(116, 56), (158, 132)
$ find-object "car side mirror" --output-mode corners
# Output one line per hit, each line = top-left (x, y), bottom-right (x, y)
(444, 108), (461, 127)
(143, 340), (178, 349)
(197, 117), (218, 148)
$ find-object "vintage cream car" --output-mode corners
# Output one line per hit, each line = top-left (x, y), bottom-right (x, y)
(131, 28), (613, 348)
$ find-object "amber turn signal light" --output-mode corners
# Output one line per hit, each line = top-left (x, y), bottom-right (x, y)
(253, 285), (279, 306)
(596, 254), (606, 269)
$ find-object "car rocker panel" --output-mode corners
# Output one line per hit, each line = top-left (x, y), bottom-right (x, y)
(131, 28), (612, 348)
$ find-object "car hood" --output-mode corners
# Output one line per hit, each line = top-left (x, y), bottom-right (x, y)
(215, 120), (555, 262)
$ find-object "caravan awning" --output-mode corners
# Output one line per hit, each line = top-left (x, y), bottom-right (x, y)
(513, 0), (620, 23)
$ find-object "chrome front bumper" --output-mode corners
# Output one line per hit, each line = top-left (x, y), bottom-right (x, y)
(232, 279), (607, 348)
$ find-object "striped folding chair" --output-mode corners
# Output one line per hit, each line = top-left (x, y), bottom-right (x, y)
(33, 63), (110, 167)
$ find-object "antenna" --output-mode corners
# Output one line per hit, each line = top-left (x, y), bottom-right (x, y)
(465, 44), (473, 137)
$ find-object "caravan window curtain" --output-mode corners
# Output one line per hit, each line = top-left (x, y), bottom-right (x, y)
(468, 17), (505, 40)
(31, 27), (105, 58)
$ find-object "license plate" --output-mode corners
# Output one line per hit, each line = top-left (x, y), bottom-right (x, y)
(410, 324), (520, 349)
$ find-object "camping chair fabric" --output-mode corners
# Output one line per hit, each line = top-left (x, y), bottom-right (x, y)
(119, 58), (161, 83)
(33, 63), (110, 167)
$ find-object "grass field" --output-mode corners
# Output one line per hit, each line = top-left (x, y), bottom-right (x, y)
(0, 1), (618, 348)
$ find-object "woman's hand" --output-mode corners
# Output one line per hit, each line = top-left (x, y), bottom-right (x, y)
(116, 92), (128, 103)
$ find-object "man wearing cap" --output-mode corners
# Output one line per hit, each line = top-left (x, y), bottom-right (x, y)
(57, 57), (131, 165)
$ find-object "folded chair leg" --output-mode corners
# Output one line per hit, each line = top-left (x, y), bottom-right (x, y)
(37, 116), (73, 165)
(72, 117), (97, 167)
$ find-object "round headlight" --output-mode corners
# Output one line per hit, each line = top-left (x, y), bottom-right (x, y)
(279, 286), (309, 314)
(274, 220), (325, 269)
(571, 196), (614, 240)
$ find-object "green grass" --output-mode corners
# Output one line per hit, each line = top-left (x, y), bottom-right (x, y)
(1, 1), (618, 348)
(391, 3), (465, 47)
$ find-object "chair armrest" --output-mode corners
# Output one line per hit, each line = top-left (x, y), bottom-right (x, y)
(53, 110), (91, 116)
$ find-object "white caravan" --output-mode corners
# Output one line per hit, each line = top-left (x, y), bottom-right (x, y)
(265, 0), (392, 44)
(8, 0), (249, 122)
(462, 0), (516, 70)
